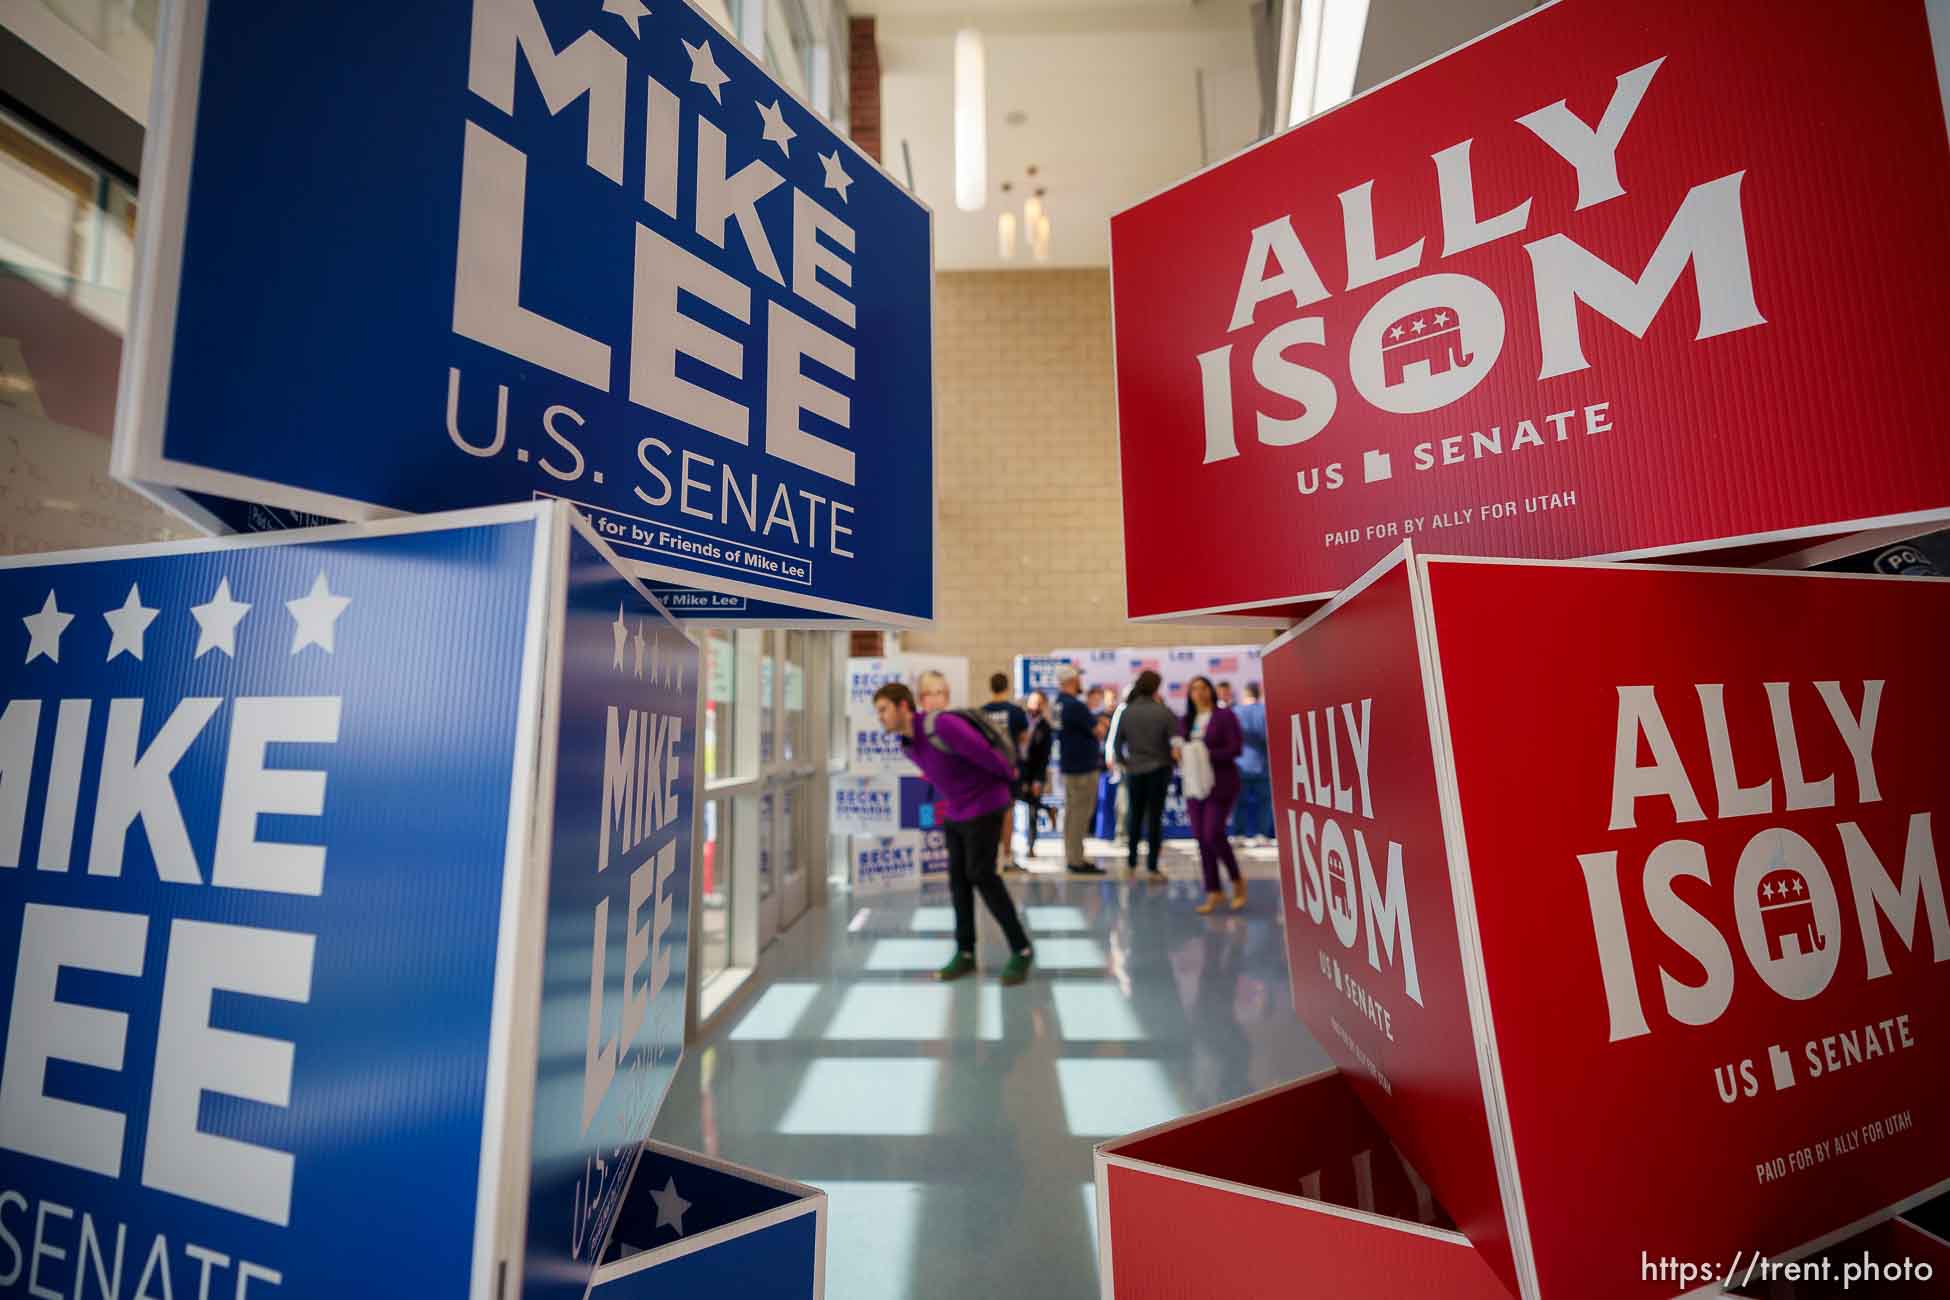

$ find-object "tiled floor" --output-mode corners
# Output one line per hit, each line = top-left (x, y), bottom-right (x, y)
(650, 838), (1330, 1299)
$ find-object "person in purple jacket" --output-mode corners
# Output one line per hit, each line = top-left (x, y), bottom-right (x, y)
(874, 682), (1035, 984)
(1181, 675), (1247, 914)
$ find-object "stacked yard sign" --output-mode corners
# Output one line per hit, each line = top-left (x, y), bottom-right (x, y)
(1099, 0), (1950, 1297)
(0, 0), (907, 1292)
(1111, 0), (1950, 625)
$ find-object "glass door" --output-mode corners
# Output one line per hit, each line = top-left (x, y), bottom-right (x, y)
(775, 631), (815, 928)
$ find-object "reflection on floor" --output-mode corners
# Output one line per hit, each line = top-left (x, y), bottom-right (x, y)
(650, 853), (1331, 1300)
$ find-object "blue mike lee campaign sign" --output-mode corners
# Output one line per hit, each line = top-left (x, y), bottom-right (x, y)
(113, 0), (935, 626)
(0, 501), (697, 1299)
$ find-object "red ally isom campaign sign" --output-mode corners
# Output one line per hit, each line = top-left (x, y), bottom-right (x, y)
(1112, 0), (1950, 620)
(1263, 548), (1949, 1299)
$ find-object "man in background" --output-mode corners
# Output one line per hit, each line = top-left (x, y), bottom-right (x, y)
(1232, 681), (1272, 843)
(982, 671), (1030, 871)
(1053, 668), (1105, 874)
(1217, 681), (1235, 708)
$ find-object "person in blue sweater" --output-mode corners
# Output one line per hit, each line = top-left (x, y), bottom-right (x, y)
(1232, 682), (1273, 842)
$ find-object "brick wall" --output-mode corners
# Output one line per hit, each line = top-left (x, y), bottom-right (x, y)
(848, 17), (880, 162)
(901, 269), (1282, 687)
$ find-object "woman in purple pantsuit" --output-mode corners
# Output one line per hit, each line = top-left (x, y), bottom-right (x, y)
(1180, 675), (1247, 914)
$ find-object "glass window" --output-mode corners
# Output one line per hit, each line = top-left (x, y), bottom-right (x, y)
(780, 782), (800, 886)
(828, 633), (849, 766)
(759, 634), (776, 765)
(703, 629), (737, 781)
(782, 630), (808, 763)
(0, 108), (137, 338)
(699, 797), (732, 986)
(758, 791), (775, 898)
(0, 113), (98, 285)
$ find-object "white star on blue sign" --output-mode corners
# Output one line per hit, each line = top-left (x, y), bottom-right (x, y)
(819, 150), (852, 202)
(190, 577), (252, 659)
(650, 1177), (691, 1235)
(683, 37), (730, 102)
(22, 590), (71, 664)
(286, 572), (351, 654)
(602, 0), (649, 38)
(103, 583), (160, 662)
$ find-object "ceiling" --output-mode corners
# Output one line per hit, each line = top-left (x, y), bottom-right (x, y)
(858, 0), (1266, 270)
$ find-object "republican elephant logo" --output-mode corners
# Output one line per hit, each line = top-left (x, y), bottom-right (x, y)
(1757, 866), (1827, 961)
(1324, 841), (1356, 926)
(1381, 307), (1472, 389)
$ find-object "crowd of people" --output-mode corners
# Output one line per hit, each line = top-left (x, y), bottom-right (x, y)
(883, 663), (1277, 925)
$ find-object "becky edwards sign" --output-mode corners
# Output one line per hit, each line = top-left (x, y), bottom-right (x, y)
(1111, 0), (1950, 619)
(114, 0), (935, 625)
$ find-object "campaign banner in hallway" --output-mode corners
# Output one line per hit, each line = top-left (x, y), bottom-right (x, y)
(830, 774), (902, 836)
(0, 502), (699, 1300)
(849, 832), (921, 894)
(113, 0), (935, 625)
(1112, 0), (1950, 619)
(1260, 545), (1950, 1299)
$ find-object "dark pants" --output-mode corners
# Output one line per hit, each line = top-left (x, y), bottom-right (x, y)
(1019, 773), (1049, 853)
(1232, 775), (1273, 838)
(945, 809), (1032, 955)
(1123, 767), (1170, 870)
(1187, 792), (1241, 892)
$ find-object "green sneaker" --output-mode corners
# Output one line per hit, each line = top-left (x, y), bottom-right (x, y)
(935, 952), (976, 982)
(999, 950), (1034, 986)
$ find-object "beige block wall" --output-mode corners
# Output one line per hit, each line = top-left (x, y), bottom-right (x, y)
(900, 269), (1281, 687)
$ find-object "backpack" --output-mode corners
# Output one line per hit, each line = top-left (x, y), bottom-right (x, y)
(923, 708), (1022, 791)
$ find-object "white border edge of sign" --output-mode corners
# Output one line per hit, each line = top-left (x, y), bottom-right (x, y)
(474, 503), (564, 1299)
(1897, 1214), (1950, 1251)
(1099, 1151), (1476, 1247)
(1126, 503), (1950, 625)
(589, 1196), (822, 1282)
(1108, 229), (1133, 625)
(1590, 507), (1950, 566)
(1761, 521), (1946, 572)
(1260, 541), (1410, 658)
(585, 1139), (826, 1285)
(1129, 607), (1306, 628)
(1099, 1067), (1339, 1152)
(0, 499), (549, 570)
(813, 1184), (827, 1300)
(1094, 1148), (1114, 1300)
(568, 507), (701, 647)
(1110, 0), (1567, 220)
(1407, 550), (1950, 587)
(1410, 552), (1542, 1300)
